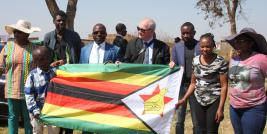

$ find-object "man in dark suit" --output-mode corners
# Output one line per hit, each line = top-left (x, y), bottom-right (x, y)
(79, 23), (119, 64)
(112, 23), (128, 61)
(124, 18), (170, 64)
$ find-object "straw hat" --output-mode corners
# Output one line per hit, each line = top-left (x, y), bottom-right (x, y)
(225, 28), (267, 55)
(5, 19), (41, 35)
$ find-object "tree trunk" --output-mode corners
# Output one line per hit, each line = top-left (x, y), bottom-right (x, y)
(45, 0), (78, 30)
(45, 0), (59, 19)
(224, 0), (238, 35)
(66, 0), (78, 30)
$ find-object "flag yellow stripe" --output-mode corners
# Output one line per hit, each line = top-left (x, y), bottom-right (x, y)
(42, 103), (150, 132)
(56, 70), (161, 86)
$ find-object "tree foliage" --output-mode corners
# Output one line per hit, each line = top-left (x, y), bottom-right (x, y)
(196, 0), (246, 34)
(45, 0), (78, 31)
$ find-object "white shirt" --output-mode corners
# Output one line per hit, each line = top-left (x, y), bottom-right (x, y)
(89, 42), (105, 63)
(143, 38), (154, 64)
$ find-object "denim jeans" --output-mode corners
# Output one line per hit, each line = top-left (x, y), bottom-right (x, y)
(8, 99), (32, 134)
(176, 84), (199, 134)
(230, 101), (267, 134)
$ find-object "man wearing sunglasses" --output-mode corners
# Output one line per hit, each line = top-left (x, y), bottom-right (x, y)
(79, 23), (119, 64)
(124, 18), (170, 64)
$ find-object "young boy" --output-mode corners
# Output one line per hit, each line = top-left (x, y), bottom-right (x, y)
(24, 45), (63, 134)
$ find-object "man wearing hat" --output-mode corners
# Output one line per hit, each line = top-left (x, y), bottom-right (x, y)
(225, 28), (267, 134)
(0, 19), (40, 134)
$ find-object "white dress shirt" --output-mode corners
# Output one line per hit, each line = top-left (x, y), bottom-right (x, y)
(89, 42), (105, 63)
(143, 38), (154, 64)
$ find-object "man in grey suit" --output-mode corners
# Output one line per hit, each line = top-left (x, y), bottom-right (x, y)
(79, 23), (119, 64)
(124, 18), (170, 65)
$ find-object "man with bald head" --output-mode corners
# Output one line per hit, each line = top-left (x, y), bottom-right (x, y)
(124, 18), (170, 64)
(79, 23), (119, 64)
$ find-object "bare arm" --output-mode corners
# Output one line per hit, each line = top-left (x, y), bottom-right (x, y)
(177, 73), (196, 107)
(215, 73), (228, 123)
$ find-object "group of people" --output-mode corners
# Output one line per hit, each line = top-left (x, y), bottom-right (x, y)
(0, 9), (266, 134)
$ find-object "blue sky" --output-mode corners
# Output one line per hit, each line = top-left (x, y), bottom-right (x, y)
(0, 0), (266, 41)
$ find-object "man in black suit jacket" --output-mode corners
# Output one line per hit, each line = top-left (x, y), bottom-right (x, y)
(113, 23), (128, 61)
(124, 18), (170, 64)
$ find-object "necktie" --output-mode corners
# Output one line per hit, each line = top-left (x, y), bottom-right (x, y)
(143, 40), (153, 64)
(97, 45), (101, 63)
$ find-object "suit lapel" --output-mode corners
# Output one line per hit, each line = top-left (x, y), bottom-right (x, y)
(50, 30), (57, 49)
(86, 43), (93, 63)
(152, 40), (160, 64)
(104, 43), (111, 62)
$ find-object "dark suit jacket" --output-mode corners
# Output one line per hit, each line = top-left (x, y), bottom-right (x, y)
(113, 35), (128, 61)
(43, 29), (81, 63)
(124, 38), (170, 64)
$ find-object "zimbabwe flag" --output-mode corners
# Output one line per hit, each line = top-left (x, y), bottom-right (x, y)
(40, 64), (183, 134)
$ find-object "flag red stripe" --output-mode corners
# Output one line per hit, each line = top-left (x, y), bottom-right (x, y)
(45, 92), (136, 118)
(51, 77), (142, 95)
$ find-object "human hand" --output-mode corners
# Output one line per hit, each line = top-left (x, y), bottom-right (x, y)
(175, 98), (186, 109)
(169, 61), (176, 69)
(215, 109), (224, 123)
(50, 60), (65, 67)
(33, 113), (40, 119)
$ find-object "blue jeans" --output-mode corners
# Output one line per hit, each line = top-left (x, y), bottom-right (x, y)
(176, 84), (199, 134)
(230, 101), (267, 134)
(8, 99), (32, 134)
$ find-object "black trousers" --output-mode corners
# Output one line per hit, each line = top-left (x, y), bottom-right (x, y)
(59, 128), (73, 134)
(192, 96), (220, 134)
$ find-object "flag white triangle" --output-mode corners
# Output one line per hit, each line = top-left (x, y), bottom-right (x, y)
(122, 67), (184, 134)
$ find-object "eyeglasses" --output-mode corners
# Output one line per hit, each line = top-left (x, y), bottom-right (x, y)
(137, 27), (151, 33)
(92, 31), (106, 35)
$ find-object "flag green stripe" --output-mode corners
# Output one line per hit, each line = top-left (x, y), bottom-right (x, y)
(41, 115), (154, 134)
(58, 64), (179, 76)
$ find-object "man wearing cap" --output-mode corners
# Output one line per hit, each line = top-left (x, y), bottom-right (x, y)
(44, 10), (81, 64)
(225, 28), (267, 134)
(0, 19), (41, 134)
(124, 18), (170, 64)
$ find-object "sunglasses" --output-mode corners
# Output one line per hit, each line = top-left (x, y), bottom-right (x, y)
(92, 31), (106, 35)
(137, 27), (151, 33)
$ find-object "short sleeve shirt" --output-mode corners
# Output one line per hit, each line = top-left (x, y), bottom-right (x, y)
(229, 52), (267, 108)
(193, 55), (228, 106)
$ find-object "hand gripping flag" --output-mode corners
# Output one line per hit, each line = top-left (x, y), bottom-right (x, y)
(40, 64), (183, 134)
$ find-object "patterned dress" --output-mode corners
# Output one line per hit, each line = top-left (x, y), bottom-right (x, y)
(0, 41), (35, 99)
(192, 55), (228, 106)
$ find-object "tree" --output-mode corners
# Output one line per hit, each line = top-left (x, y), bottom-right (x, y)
(196, 0), (245, 35)
(45, 0), (78, 30)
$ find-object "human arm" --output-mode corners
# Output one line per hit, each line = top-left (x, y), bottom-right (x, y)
(24, 74), (40, 118)
(50, 59), (65, 67)
(177, 73), (196, 108)
(0, 48), (6, 75)
(163, 44), (170, 65)
(215, 73), (228, 123)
